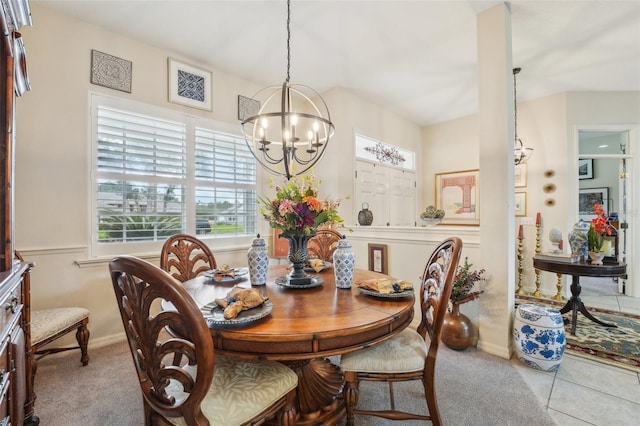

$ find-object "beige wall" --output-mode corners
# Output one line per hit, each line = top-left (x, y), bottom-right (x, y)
(14, 5), (425, 348)
(14, 5), (640, 355)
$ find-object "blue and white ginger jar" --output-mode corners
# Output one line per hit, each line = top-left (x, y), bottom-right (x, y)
(333, 236), (355, 289)
(247, 234), (269, 286)
(568, 219), (590, 261)
(513, 303), (565, 372)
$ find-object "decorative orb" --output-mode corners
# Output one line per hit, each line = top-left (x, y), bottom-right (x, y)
(549, 228), (562, 244)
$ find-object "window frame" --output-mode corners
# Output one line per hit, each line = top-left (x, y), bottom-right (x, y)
(89, 93), (257, 258)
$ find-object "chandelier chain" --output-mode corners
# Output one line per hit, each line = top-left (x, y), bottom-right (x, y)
(513, 67), (520, 140)
(286, 0), (291, 82)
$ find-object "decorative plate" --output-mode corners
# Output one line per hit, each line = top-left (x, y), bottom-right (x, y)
(358, 287), (414, 299)
(275, 276), (324, 289)
(200, 300), (273, 328)
(303, 260), (332, 273)
(204, 267), (249, 284)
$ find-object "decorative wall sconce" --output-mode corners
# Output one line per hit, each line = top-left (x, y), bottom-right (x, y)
(513, 67), (533, 165)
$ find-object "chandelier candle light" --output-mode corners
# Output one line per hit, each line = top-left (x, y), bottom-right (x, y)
(241, 0), (335, 180)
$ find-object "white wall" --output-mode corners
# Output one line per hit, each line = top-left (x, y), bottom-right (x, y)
(15, 5), (268, 346)
(15, 5), (640, 354)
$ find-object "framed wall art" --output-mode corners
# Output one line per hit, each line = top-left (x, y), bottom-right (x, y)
(435, 169), (480, 226)
(368, 243), (388, 275)
(514, 192), (527, 217)
(90, 50), (132, 93)
(238, 95), (260, 121)
(514, 163), (527, 187)
(168, 58), (212, 111)
(578, 159), (594, 179)
(578, 187), (608, 221)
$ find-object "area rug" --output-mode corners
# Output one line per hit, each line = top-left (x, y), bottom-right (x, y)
(516, 294), (640, 372)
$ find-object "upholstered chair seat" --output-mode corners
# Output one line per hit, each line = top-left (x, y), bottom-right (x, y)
(168, 355), (298, 426)
(341, 328), (428, 374)
(31, 307), (90, 365)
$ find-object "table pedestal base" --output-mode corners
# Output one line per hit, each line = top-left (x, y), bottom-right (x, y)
(269, 358), (345, 426)
(560, 275), (617, 335)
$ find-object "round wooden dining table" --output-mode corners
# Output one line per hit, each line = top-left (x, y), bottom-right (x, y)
(180, 264), (415, 425)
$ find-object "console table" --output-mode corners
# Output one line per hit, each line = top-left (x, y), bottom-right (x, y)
(533, 257), (627, 335)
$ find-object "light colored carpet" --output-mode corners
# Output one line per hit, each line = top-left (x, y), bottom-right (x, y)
(33, 340), (554, 425)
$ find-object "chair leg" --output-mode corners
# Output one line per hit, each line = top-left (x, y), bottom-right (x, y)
(424, 362), (442, 426)
(344, 371), (359, 426)
(76, 322), (90, 366)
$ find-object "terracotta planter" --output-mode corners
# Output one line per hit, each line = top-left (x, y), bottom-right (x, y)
(441, 303), (476, 351)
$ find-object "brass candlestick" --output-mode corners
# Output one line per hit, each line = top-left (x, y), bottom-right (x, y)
(552, 273), (564, 301)
(534, 217), (542, 297)
(516, 234), (525, 295)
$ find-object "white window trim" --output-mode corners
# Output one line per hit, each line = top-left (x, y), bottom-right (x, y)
(89, 93), (256, 258)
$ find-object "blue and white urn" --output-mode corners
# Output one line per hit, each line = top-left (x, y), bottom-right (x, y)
(333, 236), (354, 289)
(568, 219), (590, 261)
(513, 304), (565, 372)
(247, 234), (269, 286)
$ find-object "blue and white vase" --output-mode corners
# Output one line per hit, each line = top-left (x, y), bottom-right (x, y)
(247, 234), (269, 286)
(333, 236), (354, 289)
(568, 219), (590, 261)
(513, 304), (565, 372)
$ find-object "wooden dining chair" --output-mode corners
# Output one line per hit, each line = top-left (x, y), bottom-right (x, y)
(160, 233), (217, 282)
(307, 228), (343, 261)
(340, 236), (463, 426)
(14, 251), (90, 366)
(109, 255), (298, 426)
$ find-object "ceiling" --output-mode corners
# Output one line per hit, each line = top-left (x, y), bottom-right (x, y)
(32, 0), (640, 126)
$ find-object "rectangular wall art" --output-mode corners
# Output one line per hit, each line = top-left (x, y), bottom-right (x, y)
(435, 169), (480, 226)
(90, 50), (132, 93)
(168, 58), (212, 111)
(514, 192), (527, 217)
(579, 187), (608, 221)
(368, 243), (388, 275)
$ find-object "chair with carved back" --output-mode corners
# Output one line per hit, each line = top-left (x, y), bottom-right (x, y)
(307, 228), (343, 262)
(15, 251), (90, 367)
(109, 255), (298, 426)
(340, 237), (463, 426)
(160, 233), (217, 282)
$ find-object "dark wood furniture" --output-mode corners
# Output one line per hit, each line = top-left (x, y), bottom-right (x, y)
(341, 237), (462, 426)
(175, 265), (414, 425)
(160, 233), (217, 282)
(533, 257), (627, 335)
(110, 256), (298, 425)
(15, 251), (90, 366)
(0, 2), (36, 424)
(307, 228), (343, 261)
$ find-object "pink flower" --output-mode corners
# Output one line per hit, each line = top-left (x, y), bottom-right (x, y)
(278, 199), (295, 215)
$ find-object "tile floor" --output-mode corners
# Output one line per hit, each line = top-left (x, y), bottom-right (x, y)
(512, 277), (640, 425)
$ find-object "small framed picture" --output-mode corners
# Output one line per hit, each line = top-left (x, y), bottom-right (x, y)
(514, 163), (527, 187)
(90, 50), (132, 93)
(168, 58), (212, 111)
(578, 159), (594, 179)
(238, 95), (261, 121)
(368, 243), (388, 275)
(514, 192), (527, 217)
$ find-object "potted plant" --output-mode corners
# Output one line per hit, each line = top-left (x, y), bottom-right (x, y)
(420, 205), (445, 226)
(585, 203), (613, 265)
(442, 257), (485, 350)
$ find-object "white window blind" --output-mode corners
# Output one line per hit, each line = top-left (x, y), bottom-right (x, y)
(194, 128), (257, 236)
(91, 94), (257, 255)
(96, 106), (187, 243)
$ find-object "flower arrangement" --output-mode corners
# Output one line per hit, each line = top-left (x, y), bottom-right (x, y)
(420, 205), (445, 220)
(586, 203), (613, 252)
(451, 257), (485, 305)
(259, 174), (343, 237)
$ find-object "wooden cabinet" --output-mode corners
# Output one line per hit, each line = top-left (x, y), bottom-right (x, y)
(0, 1), (36, 425)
